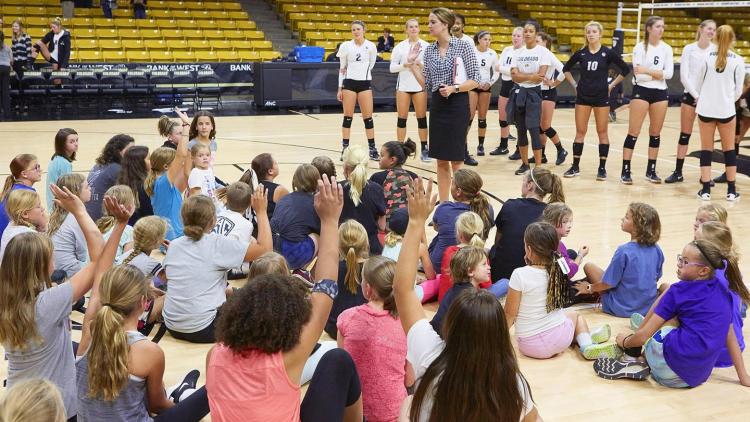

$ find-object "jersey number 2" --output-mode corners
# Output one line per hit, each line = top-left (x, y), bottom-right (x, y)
(355, 53), (362, 61)
(586, 61), (598, 71)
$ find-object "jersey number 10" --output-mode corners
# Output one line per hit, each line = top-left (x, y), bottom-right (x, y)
(586, 61), (598, 71)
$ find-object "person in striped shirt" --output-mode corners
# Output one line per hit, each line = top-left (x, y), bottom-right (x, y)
(10, 19), (32, 78)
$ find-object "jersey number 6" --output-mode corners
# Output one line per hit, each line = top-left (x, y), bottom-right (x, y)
(653, 56), (659, 65)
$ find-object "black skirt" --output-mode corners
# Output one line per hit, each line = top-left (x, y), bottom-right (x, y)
(429, 91), (469, 161)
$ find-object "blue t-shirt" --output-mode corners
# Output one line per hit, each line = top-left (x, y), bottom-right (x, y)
(428, 202), (493, 271)
(151, 174), (183, 241)
(430, 282), (472, 336)
(0, 184), (36, 236)
(715, 266), (745, 367)
(270, 191), (320, 242)
(46, 155), (73, 210)
(601, 241), (664, 317)
(654, 277), (733, 387)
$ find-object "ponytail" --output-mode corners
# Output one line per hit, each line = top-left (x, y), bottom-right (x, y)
(455, 211), (486, 248)
(181, 195), (215, 241)
(468, 195), (492, 239)
(715, 25), (735, 73)
(344, 247), (361, 294)
(1, 154), (38, 202)
(453, 169), (491, 238)
(545, 251), (568, 312)
(338, 220), (369, 294)
(724, 254), (749, 304)
(342, 145), (369, 207)
(529, 167), (565, 204)
(362, 255), (398, 317)
(384, 231), (403, 248)
(157, 115), (179, 138)
(1, 176), (14, 202)
(96, 216), (116, 234)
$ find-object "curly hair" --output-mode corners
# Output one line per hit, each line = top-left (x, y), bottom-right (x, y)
(215, 274), (311, 354)
(628, 202), (661, 246)
(95, 134), (134, 166)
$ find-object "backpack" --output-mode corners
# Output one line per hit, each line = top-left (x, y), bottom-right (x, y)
(382, 167), (413, 224)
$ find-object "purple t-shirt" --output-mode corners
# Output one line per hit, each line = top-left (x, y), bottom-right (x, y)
(715, 266), (745, 367)
(559, 241), (578, 278)
(654, 277), (733, 387)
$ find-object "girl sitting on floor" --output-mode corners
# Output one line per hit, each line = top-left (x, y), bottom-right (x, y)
(0, 189), (47, 259)
(48, 173), (92, 279)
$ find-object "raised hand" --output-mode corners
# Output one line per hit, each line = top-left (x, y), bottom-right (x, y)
(50, 184), (85, 214)
(103, 196), (134, 224)
(250, 184), (268, 215)
(406, 42), (421, 63)
(174, 107), (190, 125)
(406, 177), (436, 224)
(314, 174), (344, 222)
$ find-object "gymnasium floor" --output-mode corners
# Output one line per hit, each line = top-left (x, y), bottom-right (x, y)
(1, 105), (749, 420)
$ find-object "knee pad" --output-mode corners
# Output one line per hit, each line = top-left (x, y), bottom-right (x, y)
(544, 127), (557, 139)
(478, 119), (487, 129)
(649, 135), (661, 148)
(396, 117), (407, 128)
(623, 135), (637, 150)
(678, 132), (691, 146)
(499, 120), (509, 128)
(539, 127), (546, 135)
(724, 149), (737, 167)
(363, 117), (374, 129)
(700, 150), (713, 167)
(572, 142), (584, 156)
(417, 117), (427, 129)
(599, 143), (610, 158)
(342, 116), (353, 128)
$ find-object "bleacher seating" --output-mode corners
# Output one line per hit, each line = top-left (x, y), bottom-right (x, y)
(0, 0), (281, 62)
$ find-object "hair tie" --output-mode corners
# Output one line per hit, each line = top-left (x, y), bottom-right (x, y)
(102, 303), (123, 314)
(529, 169), (545, 193)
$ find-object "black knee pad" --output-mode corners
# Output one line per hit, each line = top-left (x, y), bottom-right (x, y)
(649, 135), (661, 148)
(724, 149), (737, 167)
(478, 119), (487, 129)
(363, 117), (374, 129)
(545, 127), (557, 138)
(623, 135), (637, 150)
(599, 143), (610, 158)
(396, 117), (407, 128)
(499, 120), (509, 128)
(342, 116), (353, 128)
(700, 150), (713, 167)
(678, 132), (691, 146)
(572, 142), (584, 156)
(417, 117), (427, 129)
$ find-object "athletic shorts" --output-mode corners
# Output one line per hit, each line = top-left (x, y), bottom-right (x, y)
(342, 79), (371, 93)
(516, 317), (575, 359)
(575, 94), (609, 107)
(698, 114), (735, 124)
(472, 86), (492, 93)
(500, 80), (514, 98)
(631, 85), (668, 104)
(279, 236), (316, 270)
(680, 92), (697, 107)
(644, 326), (690, 388)
(542, 88), (557, 102)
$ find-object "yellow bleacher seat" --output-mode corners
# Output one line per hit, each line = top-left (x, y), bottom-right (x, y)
(209, 11), (231, 20)
(173, 51), (197, 61)
(173, 10), (194, 20)
(75, 28), (97, 39)
(166, 39), (189, 50)
(183, 29), (206, 39)
(210, 40), (233, 50)
(120, 29), (141, 39)
(223, 3), (243, 11)
(251, 40), (273, 50)
(238, 50), (261, 61)
(196, 21), (219, 30)
(151, 51), (174, 62)
(183, 1), (205, 11)
(188, 40), (212, 50)
(227, 11), (249, 20)
(234, 21), (257, 30)
(77, 39), (99, 50)
(95, 29), (119, 39)
(196, 51), (219, 61)
(113, 18), (137, 28)
(99, 39), (123, 50)
(150, 10), (172, 20)
(176, 20), (198, 29)
(145, 39), (167, 49)
(217, 51), (240, 61)
(113, 8), (132, 19)
(162, 29), (184, 39)
(217, 21), (237, 30)
(157, 20), (179, 29)
(136, 20), (159, 29)
(245, 30), (265, 40)
(76, 50), (102, 62)
(141, 29), (163, 39)
(103, 51), (126, 61)
(70, 17), (94, 27)
(222, 30), (246, 40)
(204, 2), (227, 11)
(25, 17), (50, 27)
(24, 6), (49, 16)
(230, 40), (254, 50)
(259, 51), (281, 61)
(126, 51), (150, 62)
(192, 11), (214, 21)
(204, 30), (226, 40)
(1, 6), (24, 16)
(122, 39), (144, 49)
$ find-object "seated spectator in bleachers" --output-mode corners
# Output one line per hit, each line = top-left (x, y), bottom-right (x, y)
(31, 18), (71, 71)
(100, 0), (114, 19)
(377, 28), (395, 53)
(132, 0), (147, 19)
(326, 43), (342, 62)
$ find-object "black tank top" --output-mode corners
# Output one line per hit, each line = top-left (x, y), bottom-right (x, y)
(260, 180), (278, 218)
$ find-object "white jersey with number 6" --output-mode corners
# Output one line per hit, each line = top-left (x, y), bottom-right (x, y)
(632, 41), (674, 90)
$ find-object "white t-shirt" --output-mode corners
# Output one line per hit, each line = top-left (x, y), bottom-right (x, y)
(212, 209), (254, 242)
(0, 224), (34, 261)
(695, 46), (746, 119)
(508, 266), (567, 338)
(404, 319), (534, 421)
(51, 31), (64, 62)
(163, 233), (249, 332)
(337, 39), (377, 82)
(499, 46), (517, 82)
(632, 41), (674, 90)
(510, 45), (552, 88)
(460, 34), (475, 47)
(116, 251), (162, 277)
(680, 42), (712, 98)
(188, 167), (217, 199)
(390, 38), (429, 92)
(475, 48), (500, 86)
(542, 49), (565, 91)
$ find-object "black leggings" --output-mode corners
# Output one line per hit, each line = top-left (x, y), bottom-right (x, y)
(153, 386), (210, 422)
(168, 319), (217, 344)
(300, 348), (361, 421)
(515, 108), (542, 150)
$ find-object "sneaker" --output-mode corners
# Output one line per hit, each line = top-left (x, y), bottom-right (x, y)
(645, 171), (662, 184)
(697, 189), (711, 201)
(664, 171), (683, 184)
(489, 146), (509, 155)
(594, 358), (650, 381)
(464, 153), (478, 166)
(620, 171), (632, 185)
(727, 191), (741, 202)
(582, 343), (622, 360)
(630, 313), (645, 331)
(292, 268), (314, 288)
(514, 163), (530, 175)
(477, 145), (485, 156)
(369, 146), (380, 161)
(529, 154), (548, 164)
(555, 148), (568, 165)
(563, 165), (580, 178)
(590, 324), (611, 344)
(596, 168), (607, 181)
(420, 149), (432, 162)
(608, 111), (617, 123)
(508, 133), (516, 141)
(167, 370), (200, 403)
(714, 172), (727, 183)
(508, 149), (521, 161)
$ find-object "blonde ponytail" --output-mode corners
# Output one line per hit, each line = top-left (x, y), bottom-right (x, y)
(384, 231), (403, 248)
(121, 216), (167, 266)
(338, 220), (369, 294)
(715, 25), (734, 72)
(342, 145), (369, 207)
(454, 211), (485, 247)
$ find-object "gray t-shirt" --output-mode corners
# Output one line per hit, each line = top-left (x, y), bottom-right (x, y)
(0, 46), (11, 67)
(0, 224), (34, 262)
(85, 163), (122, 221)
(115, 251), (162, 277)
(4, 282), (77, 419)
(51, 213), (88, 277)
(163, 233), (248, 333)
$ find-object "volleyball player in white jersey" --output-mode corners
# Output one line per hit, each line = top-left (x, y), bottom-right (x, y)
(471, 31), (500, 156)
(694, 25), (745, 201)
(507, 20), (549, 175)
(665, 19), (716, 184)
(535, 31), (568, 166)
(621, 16), (674, 185)
(390, 18), (431, 162)
(451, 13), (478, 166)
(337, 20), (378, 161)
(490, 26), (523, 156)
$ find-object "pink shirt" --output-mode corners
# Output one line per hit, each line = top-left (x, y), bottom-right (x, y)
(207, 343), (301, 422)
(337, 303), (407, 422)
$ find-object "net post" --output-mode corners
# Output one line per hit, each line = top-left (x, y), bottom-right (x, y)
(616, 2), (624, 29)
(636, 3), (643, 45)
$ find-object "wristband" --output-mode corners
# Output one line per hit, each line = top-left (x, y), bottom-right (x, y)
(312, 279), (338, 300)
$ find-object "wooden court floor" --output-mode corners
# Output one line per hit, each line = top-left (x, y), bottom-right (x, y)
(1, 106), (749, 420)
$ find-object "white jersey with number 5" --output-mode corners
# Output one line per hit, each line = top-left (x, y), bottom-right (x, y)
(337, 39), (377, 81)
(475, 48), (499, 85)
